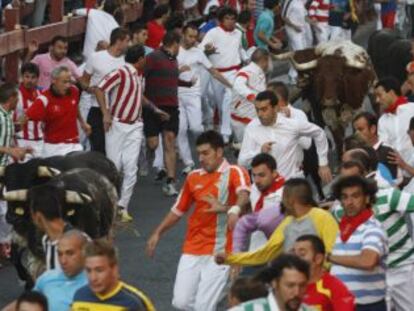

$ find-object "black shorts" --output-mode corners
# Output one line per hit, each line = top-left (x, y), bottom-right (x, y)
(143, 105), (179, 137)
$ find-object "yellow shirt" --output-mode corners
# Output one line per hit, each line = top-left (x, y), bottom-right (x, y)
(225, 208), (339, 266)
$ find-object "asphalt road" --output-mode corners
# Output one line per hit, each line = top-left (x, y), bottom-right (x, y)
(0, 25), (378, 308)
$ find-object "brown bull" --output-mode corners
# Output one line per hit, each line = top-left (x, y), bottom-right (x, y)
(275, 42), (375, 152)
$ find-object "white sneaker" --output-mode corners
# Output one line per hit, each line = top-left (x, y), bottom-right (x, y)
(182, 164), (194, 175)
(162, 182), (178, 196)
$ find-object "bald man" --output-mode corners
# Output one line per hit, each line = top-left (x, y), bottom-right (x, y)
(4, 230), (89, 311)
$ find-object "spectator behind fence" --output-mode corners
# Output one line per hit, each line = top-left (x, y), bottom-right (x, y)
(28, 36), (82, 89)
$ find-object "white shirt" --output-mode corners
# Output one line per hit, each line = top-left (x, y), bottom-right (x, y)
(238, 115), (329, 178)
(199, 26), (247, 69)
(250, 183), (284, 212)
(84, 50), (125, 108)
(76, 9), (119, 61)
(232, 62), (266, 120)
(378, 103), (414, 164)
(177, 45), (213, 95)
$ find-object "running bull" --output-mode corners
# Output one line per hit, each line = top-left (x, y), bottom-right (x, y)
(275, 40), (376, 151)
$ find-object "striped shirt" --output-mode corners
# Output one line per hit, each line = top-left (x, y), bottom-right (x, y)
(14, 85), (42, 140)
(308, 0), (331, 22)
(331, 216), (387, 305)
(0, 105), (14, 166)
(98, 63), (143, 123)
(332, 187), (414, 268)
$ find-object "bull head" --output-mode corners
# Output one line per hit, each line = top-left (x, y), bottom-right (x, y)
(273, 51), (318, 71)
(38, 166), (61, 178)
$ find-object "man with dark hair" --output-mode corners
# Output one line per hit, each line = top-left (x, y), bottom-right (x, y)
(254, 0), (282, 50)
(144, 31), (190, 196)
(231, 254), (310, 310)
(233, 153), (285, 253)
(95, 44), (156, 222)
(332, 160), (414, 311)
(130, 23), (153, 55)
(146, 4), (170, 49)
(16, 291), (48, 311)
(375, 77), (414, 167)
(293, 235), (355, 310)
(72, 240), (154, 310)
(146, 130), (250, 311)
(14, 63), (43, 161)
(228, 276), (268, 308)
(28, 36), (81, 89)
(238, 90), (331, 183)
(177, 24), (232, 174)
(200, 6), (248, 144)
(74, 0), (121, 60)
(328, 176), (387, 311)
(353, 111), (401, 184)
(79, 27), (129, 155)
(231, 48), (269, 144)
(216, 178), (338, 268)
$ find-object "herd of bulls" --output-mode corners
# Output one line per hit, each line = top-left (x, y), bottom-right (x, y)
(0, 151), (122, 285)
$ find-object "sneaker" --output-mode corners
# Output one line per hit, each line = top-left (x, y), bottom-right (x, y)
(154, 169), (167, 183)
(162, 182), (179, 196)
(182, 164), (194, 175)
(119, 209), (133, 222)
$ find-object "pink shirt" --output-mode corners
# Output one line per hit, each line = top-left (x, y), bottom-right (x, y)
(31, 53), (81, 89)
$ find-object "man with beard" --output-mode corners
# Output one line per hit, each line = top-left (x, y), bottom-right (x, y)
(28, 36), (81, 89)
(229, 254), (312, 310)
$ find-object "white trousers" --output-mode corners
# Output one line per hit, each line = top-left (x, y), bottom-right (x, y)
(386, 264), (414, 311)
(0, 201), (11, 243)
(172, 254), (230, 311)
(230, 119), (248, 144)
(286, 27), (313, 81)
(177, 93), (204, 166)
(42, 142), (83, 157)
(105, 120), (143, 210)
(210, 71), (237, 137)
(16, 139), (43, 162)
(153, 135), (164, 170)
(329, 26), (352, 41)
(314, 22), (330, 44)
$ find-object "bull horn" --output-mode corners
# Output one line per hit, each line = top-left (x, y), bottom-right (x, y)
(0, 166), (5, 177)
(38, 166), (61, 178)
(3, 189), (28, 201)
(345, 58), (367, 69)
(65, 191), (92, 204)
(272, 51), (294, 60)
(291, 58), (318, 71)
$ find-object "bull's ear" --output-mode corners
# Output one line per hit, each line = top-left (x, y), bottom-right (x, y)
(0, 166), (5, 177)
(38, 166), (61, 178)
(65, 191), (92, 204)
(3, 189), (28, 201)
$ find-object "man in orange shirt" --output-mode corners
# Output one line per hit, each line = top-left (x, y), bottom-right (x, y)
(146, 130), (250, 311)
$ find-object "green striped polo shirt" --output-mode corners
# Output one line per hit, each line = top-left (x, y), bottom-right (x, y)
(332, 187), (414, 268)
(0, 105), (14, 166)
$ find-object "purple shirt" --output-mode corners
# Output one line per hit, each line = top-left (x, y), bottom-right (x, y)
(31, 53), (81, 89)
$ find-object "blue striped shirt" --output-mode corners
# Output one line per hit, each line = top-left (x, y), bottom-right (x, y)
(331, 216), (387, 305)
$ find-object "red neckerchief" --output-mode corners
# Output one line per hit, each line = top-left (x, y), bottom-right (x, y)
(384, 96), (408, 114)
(339, 208), (373, 242)
(254, 176), (285, 212)
(19, 84), (38, 102)
(219, 23), (236, 32)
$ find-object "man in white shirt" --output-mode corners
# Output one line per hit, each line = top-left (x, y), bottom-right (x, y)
(375, 77), (414, 165)
(199, 6), (248, 143)
(79, 28), (128, 155)
(75, 0), (121, 62)
(231, 48), (269, 144)
(238, 91), (332, 183)
(177, 24), (232, 173)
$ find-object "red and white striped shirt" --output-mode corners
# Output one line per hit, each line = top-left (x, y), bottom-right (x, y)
(98, 63), (143, 123)
(14, 85), (43, 140)
(308, 0), (331, 22)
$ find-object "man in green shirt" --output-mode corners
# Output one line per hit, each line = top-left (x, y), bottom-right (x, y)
(254, 0), (282, 50)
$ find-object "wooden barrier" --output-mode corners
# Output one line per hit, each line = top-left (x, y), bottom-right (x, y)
(1, 0), (143, 83)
